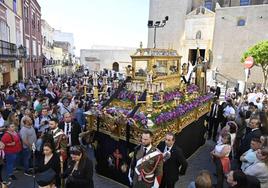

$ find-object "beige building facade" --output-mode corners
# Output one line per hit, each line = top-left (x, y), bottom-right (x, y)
(80, 47), (136, 73)
(0, 0), (24, 86)
(212, 4), (268, 82)
(181, 7), (215, 65)
(148, 0), (268, 84)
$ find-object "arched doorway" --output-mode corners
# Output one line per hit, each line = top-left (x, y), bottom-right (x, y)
(112, 62), (119, 72)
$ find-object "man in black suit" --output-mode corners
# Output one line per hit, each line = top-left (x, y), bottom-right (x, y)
(59, 112), (81, 147)
(208, 98), (221, 142)
(238, 116), (262, 157)
(215, 82), (221, 99)
(157, 132), (188, 188)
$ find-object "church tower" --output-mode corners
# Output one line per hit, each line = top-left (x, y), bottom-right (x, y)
(147, 0), (192, 50)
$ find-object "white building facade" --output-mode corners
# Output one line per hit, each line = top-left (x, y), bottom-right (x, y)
(80, 47), (136, 73)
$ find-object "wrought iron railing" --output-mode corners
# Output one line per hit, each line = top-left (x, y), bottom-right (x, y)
(214, 71), (239, 95)
(0, 40), (17, 58)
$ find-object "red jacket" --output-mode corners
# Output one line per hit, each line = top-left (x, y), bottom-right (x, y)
(1, 131), (22, 154)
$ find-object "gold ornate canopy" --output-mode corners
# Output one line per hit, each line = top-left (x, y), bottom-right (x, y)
(129, 48), (182, 89)
(85, 47), (212, 145)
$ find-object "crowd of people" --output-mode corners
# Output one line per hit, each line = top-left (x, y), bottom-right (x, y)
(0, 69), (122, 188)
(1, 67), (268, 188)
(188, 84), (268, 188)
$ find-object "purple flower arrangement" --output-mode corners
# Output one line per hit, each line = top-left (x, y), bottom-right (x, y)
(104, 107), (148, 127)
(153, 89), (182, 103)
(99, 92), (212, 128)
(132, 112), (148, 126)
(105, 107), (130, 116)
(153, 94), (213, 125)
(117, 90), (136, 101)
(163, 90), (182, 102)
(187, 84), (199, 94)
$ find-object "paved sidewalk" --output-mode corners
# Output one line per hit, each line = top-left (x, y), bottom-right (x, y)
(176, 140), (216, 187)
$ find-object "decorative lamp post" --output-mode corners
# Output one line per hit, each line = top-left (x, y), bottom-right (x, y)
(83, 76), (89, 97)
(103, 76), (108, 96)
(92, 72), (99, 102)
(113, 80), (119, 89)
(18, 45), (26, 79)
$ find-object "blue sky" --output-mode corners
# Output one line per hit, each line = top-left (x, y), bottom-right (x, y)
(38, 0), (150, 55)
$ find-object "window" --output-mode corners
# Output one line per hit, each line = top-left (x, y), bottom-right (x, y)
(37, 19), (40, 32)
(0, 20), (10, 42)
(237, 19), (246, 26)
(204, 0), (213, 10)
(26, 39), (29, 56)
(15, 18), (21, 46)
(38, 44), (40, 56)
(24, 6), (29, 22)
(32, 12), (35, 29)
(240, 0), (250, 6)
(32, 40), (36, 56)
(43, 36), (46, 45)
(16, 28), (21, 45)
(13, 0), (17, 13)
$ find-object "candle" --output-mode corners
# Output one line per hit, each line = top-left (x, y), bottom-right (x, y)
(161, 82), (164, 91)
(152, 84), (155, 93)
(155, 84), (159, 93)
(132, 83), (136, 91)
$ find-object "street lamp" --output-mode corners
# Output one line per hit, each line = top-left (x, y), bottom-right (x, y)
(18, 45), (27, 57)
(148, 16), (169, 49)
(17, 45), (27, 79)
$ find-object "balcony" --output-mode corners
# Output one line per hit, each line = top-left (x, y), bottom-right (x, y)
(0, 40), (17, 60)
(43, 57), (62, 67)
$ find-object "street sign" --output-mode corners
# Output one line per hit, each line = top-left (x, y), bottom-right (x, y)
(244, 56), (254, 69)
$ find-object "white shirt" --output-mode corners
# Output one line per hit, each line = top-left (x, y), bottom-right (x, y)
(164, 145), (173, 153)
(241, 149), (257, 172)
(0, 117), (4, 128)
(143, 144), (152, 155)
(223, 105), (235, 117)
(244, 159), (268, 186)
(64, 122), (72, 146)
(0, 117), (4, 134)
(33, 100), (40, 110)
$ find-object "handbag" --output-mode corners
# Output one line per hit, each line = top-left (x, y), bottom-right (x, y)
(36, 168), (56, 186)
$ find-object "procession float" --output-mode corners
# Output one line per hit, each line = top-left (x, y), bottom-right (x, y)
(84, 46), (213, 185)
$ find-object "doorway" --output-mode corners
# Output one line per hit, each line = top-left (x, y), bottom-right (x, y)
(2, 72), (10, 86)
(18, 67), (23, 80)
(112, 62), (119, 72)
(188, 49), (205, 66)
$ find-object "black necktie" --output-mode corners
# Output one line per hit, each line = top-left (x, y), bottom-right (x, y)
(212, 104), (217, 117)
(143, 148), (147, 157)
(167, 147), (170, 152)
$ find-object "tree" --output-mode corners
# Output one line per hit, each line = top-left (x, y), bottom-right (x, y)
(241, 41), (268, 88)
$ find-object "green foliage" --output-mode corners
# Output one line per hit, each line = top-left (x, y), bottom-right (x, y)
(241, 41), (268, 67)
(241, 41), (268, 87)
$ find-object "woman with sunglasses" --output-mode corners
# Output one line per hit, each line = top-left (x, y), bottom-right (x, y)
(62, 145), (94, 188)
